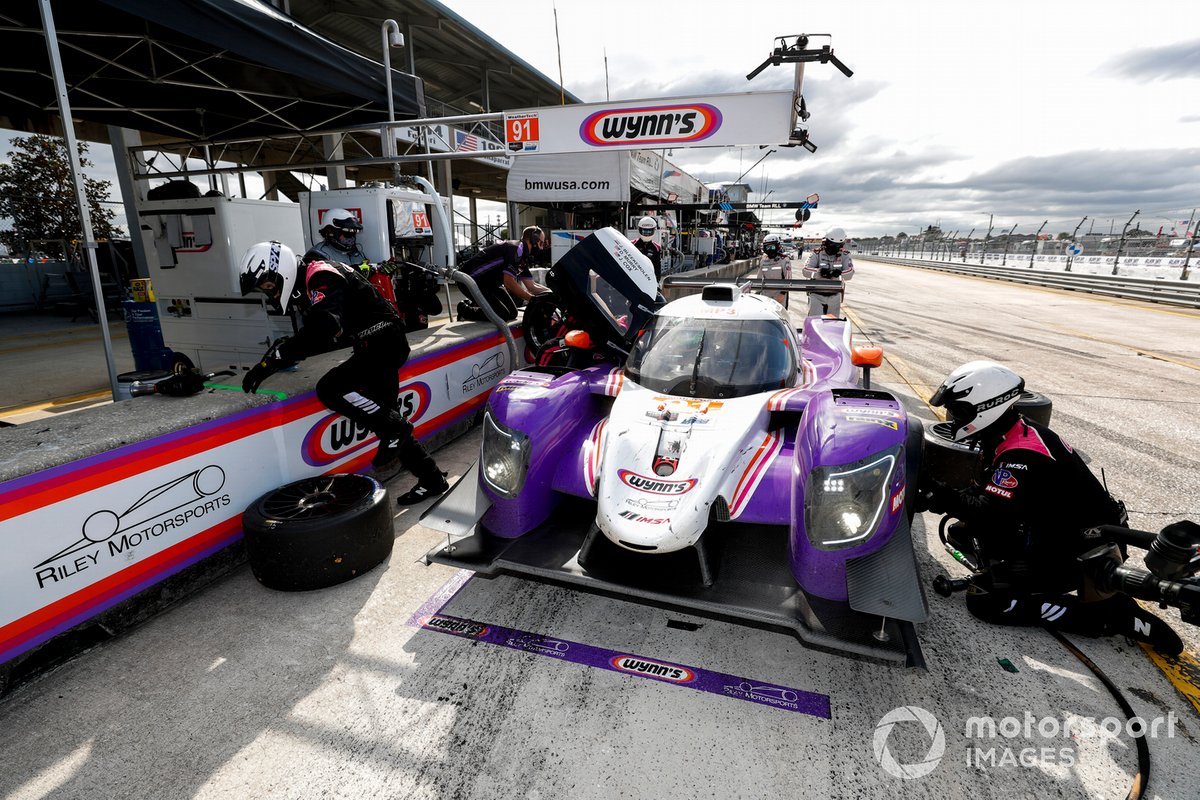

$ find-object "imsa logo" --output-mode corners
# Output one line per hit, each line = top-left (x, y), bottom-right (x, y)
(610, 655), (696, 683)
(618, 469), (697, 495)
(579, 103), (722, 147)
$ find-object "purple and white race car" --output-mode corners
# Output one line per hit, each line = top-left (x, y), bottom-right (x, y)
(426, 228), (928, 665)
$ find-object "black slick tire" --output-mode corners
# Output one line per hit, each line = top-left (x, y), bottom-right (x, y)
(242, 474), (392, 591)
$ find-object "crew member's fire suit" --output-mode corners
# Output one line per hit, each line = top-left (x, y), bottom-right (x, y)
(927, 413), (1181, 654)
(456, 240), (532, 321)
(244, 258), (443, 486)
(757, 251), (792, 307)
(802, 249), (854, 316)
(632, 237), (662, 282)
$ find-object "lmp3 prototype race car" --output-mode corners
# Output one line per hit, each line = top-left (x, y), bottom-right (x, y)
(425, 228), (928, 665)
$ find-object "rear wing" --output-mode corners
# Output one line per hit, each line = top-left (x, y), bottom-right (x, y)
(662, 277), (843, 294)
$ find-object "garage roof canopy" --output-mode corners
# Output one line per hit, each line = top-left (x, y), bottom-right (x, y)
(0, 0), (425, 143)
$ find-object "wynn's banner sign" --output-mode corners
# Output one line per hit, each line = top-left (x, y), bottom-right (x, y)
(503, 92), (794, 155)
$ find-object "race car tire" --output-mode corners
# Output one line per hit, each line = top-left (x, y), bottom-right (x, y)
(922, 422), (984, 490)
(242, 474), (392, 592)
(1015, 390), (1052, 426)
(521, 293), (568, 363)
(904, 415), (925, 523)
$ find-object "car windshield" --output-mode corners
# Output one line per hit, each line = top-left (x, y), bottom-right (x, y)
(626, 316), (796, 399)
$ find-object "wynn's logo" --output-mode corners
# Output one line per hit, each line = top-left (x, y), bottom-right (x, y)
(580, 104), (722, 147)
(617, 469), (697, 495)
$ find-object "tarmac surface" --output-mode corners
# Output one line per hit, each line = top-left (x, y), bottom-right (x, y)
(2, 258), (1200, 799)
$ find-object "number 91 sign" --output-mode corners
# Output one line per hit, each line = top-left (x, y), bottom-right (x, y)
(505, 112), (540, 153)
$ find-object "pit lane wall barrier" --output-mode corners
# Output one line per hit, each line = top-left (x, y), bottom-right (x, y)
(0, 322), (521, 692)
(867, 254), (1200, 309)
(873, 252), (1200, 282)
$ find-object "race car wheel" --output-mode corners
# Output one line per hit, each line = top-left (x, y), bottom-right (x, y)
(922, 422), (984, 490)
(1015, 390), (1052, 426)
(242, 474), (392, 592)
(522, 293), (568, 362)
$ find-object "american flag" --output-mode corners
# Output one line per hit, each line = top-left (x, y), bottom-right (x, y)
(455, 130), (479, 152)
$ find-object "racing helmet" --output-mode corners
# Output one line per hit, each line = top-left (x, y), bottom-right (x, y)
(762, 233), (782, 257)
(823, 227), (846, 256)
(930, 360), (1025, 441)
(319, 207), (362, 253)
(637, 216), (657, 241)
(240, 241), (299, 313)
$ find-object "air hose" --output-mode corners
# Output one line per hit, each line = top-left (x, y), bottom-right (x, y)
(1046, 628), (1149, 800)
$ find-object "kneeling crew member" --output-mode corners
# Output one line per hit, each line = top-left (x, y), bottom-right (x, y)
(925, 360), (1182, 655)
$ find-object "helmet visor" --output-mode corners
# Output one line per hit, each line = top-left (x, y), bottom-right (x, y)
(241, 269), (283, 302)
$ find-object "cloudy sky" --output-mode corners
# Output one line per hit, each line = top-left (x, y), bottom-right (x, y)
(5, 0), (1196, 241)
(446, 0), (1199, 238)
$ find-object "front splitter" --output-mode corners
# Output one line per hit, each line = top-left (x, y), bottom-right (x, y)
(424, 498), (924, 667)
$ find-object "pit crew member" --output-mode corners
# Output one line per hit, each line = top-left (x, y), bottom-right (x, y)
(802, 227), (854, 316)
(239, 241), (449, 505)
(455, 226), (549, 322)
(924, 360), (1183, 655)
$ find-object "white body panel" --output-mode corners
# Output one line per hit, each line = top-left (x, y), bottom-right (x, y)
(595, 380), (768, 552)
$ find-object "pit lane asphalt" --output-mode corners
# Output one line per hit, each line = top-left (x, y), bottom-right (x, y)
(1, 257), (1198, 799)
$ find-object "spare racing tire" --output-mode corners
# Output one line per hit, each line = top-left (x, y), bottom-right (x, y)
(1015, 390), (1052, 427)
(242, 474), (392, 591)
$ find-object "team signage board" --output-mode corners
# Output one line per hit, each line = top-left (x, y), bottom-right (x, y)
(506, 151), (631, 202)
(503, 92), (794, 155)
(0, 331), (518, 666)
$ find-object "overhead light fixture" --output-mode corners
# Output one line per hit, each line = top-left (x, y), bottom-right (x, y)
(785, 127), (818, 153)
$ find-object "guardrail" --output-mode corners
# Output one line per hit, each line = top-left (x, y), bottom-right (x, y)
(866, 256), (1200, 309)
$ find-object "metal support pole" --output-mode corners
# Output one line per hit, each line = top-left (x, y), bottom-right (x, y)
(1112, 209), (1139, 275)
(982, 214), (994, 266)
(1001, 224), (1017, 266)
(962, 228), (974, 263)
(1030, 220), (1047, 268)
(381, 19), (403, 183)
(1180, 208), (1196, 281)
(40, 0), (119, 398)
(1066, 216), (1087, 272)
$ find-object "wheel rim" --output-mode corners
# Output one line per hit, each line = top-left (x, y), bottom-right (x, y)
(260, 475), (374, 520)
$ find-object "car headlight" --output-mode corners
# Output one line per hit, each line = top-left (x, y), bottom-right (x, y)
(481, 411), (531, 498)
(804, 446), (899, 549)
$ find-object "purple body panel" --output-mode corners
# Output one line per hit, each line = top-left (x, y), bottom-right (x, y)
(789, 390), (909, 600)
(732, 434), (796, 524)
(480, 367), (609, 537)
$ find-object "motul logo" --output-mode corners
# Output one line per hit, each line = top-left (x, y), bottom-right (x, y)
(580, 104), (722, 147)
(617, 469), (697, 495)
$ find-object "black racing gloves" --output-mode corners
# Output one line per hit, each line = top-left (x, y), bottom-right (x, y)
(242, 359), (278, 393)
(243, 338), (294, 393)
